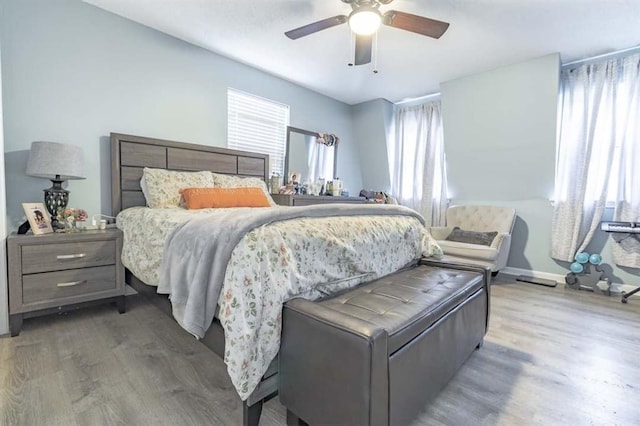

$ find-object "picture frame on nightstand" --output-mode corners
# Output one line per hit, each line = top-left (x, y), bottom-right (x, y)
(22, 202), (53, 235)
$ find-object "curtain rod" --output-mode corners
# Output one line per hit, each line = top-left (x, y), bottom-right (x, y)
(394, 92), (440, 106)
(562, 45), (640, 69)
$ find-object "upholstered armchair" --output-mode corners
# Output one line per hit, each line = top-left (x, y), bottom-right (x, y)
(429, 205), (517, 273)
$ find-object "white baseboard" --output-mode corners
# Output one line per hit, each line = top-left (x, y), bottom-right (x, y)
(501, 267), (565, 283)
(500, 267), (640, 298)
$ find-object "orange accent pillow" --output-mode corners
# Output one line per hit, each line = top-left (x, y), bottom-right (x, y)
(180, 187), (271, 209)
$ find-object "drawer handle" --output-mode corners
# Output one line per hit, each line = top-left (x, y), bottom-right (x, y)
(57, 280), (87, 288)
(56, 253), (87, 260)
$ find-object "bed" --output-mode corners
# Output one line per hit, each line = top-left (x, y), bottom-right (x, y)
(110, 133), (440, 425)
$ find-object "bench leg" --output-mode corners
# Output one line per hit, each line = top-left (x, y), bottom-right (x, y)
(287, 409), (309, 426)
(243, 400), (263, 426)
(476, 338), (484, 349)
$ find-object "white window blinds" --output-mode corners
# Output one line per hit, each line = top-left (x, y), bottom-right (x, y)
(227, 88), (290, 175)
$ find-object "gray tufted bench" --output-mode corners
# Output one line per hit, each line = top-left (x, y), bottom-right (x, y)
(279, 259), (490, 426)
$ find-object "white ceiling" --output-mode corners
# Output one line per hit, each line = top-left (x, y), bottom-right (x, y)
(84, 0), (640, 105)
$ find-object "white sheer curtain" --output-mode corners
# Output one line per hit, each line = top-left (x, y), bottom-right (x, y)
(389, 101), (448, 226)
(552, 53), (640, 264)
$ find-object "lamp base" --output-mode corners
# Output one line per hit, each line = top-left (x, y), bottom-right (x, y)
(44, 178), (69, 230)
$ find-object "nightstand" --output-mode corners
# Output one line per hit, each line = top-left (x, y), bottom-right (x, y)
(6, 228), (126, 336)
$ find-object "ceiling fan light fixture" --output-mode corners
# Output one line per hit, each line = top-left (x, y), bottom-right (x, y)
(348, 8), (382, 35)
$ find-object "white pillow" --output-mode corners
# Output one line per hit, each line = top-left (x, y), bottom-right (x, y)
(140, 177), (149, 206)
(142, 168), (215, 209)
(212, 173), (276, 207)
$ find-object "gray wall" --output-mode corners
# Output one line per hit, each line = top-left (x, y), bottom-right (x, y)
(442, 54), (559, 203)
(1, 0), (362, 230)
(352, 98), (394, 193)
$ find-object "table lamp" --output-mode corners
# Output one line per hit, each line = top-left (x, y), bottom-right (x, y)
(26, 141), (85, 229)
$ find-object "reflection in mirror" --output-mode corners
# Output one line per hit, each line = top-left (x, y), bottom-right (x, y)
(308, 137), (334, 184)
(284, 126), (338, 186)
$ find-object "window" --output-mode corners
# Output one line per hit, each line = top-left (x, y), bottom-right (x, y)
(227, 89), (290, 175)
(556, 60), (637, 204)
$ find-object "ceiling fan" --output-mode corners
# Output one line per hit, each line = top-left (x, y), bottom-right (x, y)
(285, 0), (450, 66)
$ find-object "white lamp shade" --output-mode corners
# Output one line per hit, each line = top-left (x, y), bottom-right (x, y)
(26, 141), (85, 180)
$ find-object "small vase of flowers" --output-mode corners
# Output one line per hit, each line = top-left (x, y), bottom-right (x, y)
(57, 207), (88, 232)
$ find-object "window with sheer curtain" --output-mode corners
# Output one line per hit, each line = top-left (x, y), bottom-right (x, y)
(551, 52), (640, 266)
(227, 89), (290, 175)
(388, 100), (448, 226)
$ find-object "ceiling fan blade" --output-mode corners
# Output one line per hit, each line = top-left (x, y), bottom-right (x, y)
(383, 10), (449, 39)
(354, 34), (373, 65)
(285, 15), (348, 40)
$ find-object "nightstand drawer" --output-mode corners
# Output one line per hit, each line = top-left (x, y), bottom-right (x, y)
(22, 265), (116, 304)
(22, 240), (116, 274)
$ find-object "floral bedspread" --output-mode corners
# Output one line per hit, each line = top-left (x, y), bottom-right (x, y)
(117, 206), (442, 400)
(118, 207), (211, 286)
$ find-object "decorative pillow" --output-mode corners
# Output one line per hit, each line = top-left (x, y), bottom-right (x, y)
(142, 168), (215, 209)
(212, 173), (276, 207)
(180, 187), (271, 209)
(445, 227), (498, 246)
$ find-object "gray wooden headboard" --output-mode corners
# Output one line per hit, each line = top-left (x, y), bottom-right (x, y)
(110, 133), (270, 216)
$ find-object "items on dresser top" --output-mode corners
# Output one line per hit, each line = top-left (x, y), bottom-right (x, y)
(6, 229), (126, 336)
(271, 193), (365, 206)
(359, 189), (398, 204)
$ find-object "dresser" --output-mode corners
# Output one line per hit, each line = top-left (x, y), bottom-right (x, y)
(271, 194), (366, 207)
(6, 228), (126, 336)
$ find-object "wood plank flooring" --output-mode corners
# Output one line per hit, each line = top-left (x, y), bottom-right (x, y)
(1, 276), (638, 425)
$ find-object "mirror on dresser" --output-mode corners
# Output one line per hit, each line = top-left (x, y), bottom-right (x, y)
(284, 126), (338, 186)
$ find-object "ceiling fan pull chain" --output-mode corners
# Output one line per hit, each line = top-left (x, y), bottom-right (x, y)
(348, 28), (355, 66)
(373, 31), (379, 74)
